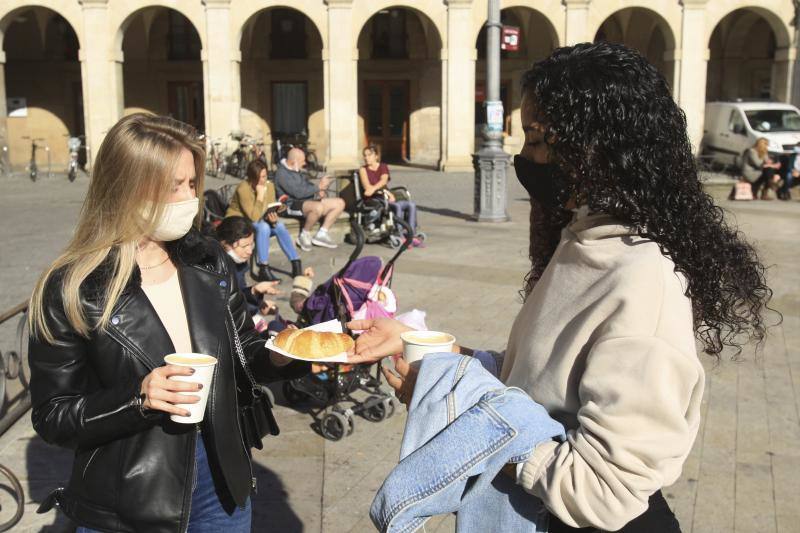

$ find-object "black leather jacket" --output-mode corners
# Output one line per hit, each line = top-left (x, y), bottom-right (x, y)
(30, 230), (308, 532)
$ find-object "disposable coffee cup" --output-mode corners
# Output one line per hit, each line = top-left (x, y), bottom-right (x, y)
(164, 353), (217, 424)
(400, 331), (456, 365)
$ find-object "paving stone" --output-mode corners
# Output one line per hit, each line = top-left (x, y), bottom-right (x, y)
(0, 170), (797, 532)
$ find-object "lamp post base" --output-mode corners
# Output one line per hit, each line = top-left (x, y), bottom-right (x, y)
(473, 145), (510, 222)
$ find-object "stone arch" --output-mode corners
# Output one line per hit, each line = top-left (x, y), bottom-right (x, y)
(112, 2), (205, 55)
(356, 6), (444, 165)
(352, 1), (446, 51)
(706, 6), (790, 101)
(233, 2), (325, 53)
(594, 7), (678, 90)
(117, 6), (205, 131)
(0, 2), (82, 49)
(238, 6), (326, 163)
(706, 5), (791, 49)
(1, 5), (84, 170)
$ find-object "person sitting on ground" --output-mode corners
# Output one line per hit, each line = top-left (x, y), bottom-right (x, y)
(274, 147), (345, 251)
(226, 159), (302, 281)
(358, 144), (419, 238)
(742, 137), (782, 200)
(779, 141), (800, 200)
(215, 216), (281, 318)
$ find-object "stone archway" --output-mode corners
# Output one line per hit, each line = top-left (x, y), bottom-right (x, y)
(1, 6), (83, 172)
(594, 7), (677, 92)
(118, 7), (205, 132)
(475, 6), (558, 155)
(239, 7), (325, 165)
(707, 8), (790, 102)
(356, 7), (443, 166)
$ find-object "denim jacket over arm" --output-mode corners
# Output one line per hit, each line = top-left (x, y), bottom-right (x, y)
(370, 353), (565, 533)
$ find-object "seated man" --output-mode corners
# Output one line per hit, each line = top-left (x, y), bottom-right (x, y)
(275, 147), (345, 250)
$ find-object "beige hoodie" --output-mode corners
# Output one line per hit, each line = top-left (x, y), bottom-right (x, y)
(502, 212), (705, 530)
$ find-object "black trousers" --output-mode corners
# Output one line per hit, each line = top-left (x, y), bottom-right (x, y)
(548, 490), (681, 533)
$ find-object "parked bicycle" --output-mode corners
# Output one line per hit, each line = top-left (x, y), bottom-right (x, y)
(22, 137), (50, 182)
(0, 138), (10, 178)
(67, 135), (85, 182)
(270, 131), (322, 179)
(205, 137), (227, 178)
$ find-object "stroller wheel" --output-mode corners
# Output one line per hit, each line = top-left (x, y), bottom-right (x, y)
(321, 411), (348, 441)
(282, 381), (306, 405)
(415, 232), (426, 242)
(345, 411), (355, 436)
(384, 397), (399, 419)
(388, 235), (403, 249)
(364, 395), (388, 422)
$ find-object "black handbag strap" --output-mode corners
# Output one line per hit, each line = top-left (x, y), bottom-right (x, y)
(226, 306), (260, 395)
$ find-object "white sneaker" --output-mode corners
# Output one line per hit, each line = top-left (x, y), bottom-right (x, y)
(296, 232), (312, 251)
(311, 232), (338, 249)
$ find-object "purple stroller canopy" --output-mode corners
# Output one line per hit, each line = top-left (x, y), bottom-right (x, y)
(303, 256), (384, 325)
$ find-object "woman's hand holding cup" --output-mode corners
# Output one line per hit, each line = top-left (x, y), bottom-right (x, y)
(139, 365), (202, 418)
(383, 356), (418, 407)
(346, 318), (413, 364)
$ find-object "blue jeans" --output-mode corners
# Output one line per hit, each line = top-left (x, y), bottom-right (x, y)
(77, 437), (251, 533)
(253, 220), (299, 264)
(390, 200), (417, 233)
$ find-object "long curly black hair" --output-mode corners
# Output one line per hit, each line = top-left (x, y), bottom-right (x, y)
(521, 42), (774, 357)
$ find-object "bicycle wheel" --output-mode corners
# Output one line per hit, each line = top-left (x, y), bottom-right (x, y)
(0, 463), (24, 532)
(305, 151), (320, 179)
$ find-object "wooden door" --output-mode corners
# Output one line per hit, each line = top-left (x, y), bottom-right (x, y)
(364, 80), (409, 162)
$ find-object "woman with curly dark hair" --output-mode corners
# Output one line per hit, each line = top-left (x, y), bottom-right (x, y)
(349, 42), (773, 532)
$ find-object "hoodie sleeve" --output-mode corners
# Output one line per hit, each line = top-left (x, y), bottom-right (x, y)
(517, 336), (704, 530)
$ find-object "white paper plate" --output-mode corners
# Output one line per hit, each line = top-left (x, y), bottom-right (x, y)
(265, 319), (351, 363)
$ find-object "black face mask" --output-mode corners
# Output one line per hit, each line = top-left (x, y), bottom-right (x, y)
(513, 154), (562, 208)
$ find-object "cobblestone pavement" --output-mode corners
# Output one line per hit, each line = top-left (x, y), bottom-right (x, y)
(0, 169), (797, 532)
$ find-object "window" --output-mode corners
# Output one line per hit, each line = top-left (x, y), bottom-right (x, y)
(744, 109), (800, 133)
(272, 82), (307, 135)
(167, 11), (200, 61)
(270, 9), (307, 59)
(728, 110), (745, 135)
(371, 10), (408, 59)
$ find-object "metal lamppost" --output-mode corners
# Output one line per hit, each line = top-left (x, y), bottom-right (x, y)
(473, 0), (510, 222)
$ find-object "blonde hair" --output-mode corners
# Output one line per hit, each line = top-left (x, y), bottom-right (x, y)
(29, 113), (205, 343)
(754, 137), (769, 159)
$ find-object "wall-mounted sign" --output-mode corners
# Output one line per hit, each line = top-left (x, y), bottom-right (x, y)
(7, 97), (27, 117)
(501, 26), (520, 52)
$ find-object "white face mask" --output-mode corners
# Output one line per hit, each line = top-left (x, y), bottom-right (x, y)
(226, 249), (247, 264)
(150, 198), (199, 241)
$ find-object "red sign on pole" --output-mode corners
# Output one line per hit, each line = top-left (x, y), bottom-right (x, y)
(501, 26), (520, 52)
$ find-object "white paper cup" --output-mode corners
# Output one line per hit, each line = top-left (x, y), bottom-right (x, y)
(164, 353), (217, 424)
(400, 331), (456, 365)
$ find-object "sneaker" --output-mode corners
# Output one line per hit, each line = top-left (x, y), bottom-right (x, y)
(311, 232), (338, 249)
(296, 232), (312, 251)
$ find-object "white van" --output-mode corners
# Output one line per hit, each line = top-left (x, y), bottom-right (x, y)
(701, 101), (800, 167)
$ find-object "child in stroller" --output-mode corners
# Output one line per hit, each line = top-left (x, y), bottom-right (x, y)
(280, 222), (413, 440)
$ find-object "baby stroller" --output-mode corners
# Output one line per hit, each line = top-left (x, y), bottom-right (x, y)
(348, 171), (426, 249)
(282, 220), (414, 441)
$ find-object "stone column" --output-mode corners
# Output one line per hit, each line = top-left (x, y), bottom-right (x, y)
(772, 47), (794, 102)
(564, 0), (591, 45)
(323, 0), (358, 171)
(677, 0), (709, 153)
(441, 0), (475, 172)
(202, 0), (238, 139)
(0, 51), (7, 146)
(79, 0), (119, 166)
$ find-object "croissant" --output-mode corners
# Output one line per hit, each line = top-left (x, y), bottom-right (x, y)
(273, 329), (354, 359)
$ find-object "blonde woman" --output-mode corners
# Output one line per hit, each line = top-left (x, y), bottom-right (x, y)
(28, 113), (309, 532)
(742, 137), (781, 199)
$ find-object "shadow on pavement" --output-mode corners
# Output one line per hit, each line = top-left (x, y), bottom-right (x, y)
(416, 205), (473, 221)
